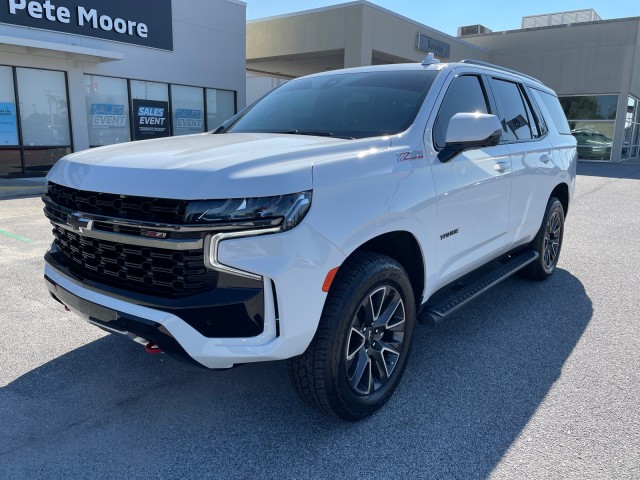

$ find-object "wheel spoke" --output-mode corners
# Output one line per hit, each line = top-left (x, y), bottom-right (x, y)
(368, 287), (386, 324)
(346, 328), (366, 361)
(371, 340), (401, 379)
(373, 293), (402, 329)
(543, 247), (551, 267)
(370, 348), (390, 384)
(348, 348), (371, 395)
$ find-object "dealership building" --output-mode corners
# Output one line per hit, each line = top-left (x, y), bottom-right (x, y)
(0, 0), (246, 178)
(248, 2), (640, 163)
(2, 0), (640, 180)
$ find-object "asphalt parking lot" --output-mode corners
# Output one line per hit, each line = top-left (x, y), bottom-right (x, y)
(1, 163), (639, 479)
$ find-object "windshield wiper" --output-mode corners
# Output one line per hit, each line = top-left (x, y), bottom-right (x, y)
(284, 130), (354, 140)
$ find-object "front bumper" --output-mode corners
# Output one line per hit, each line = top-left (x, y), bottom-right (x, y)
(44, 223), (346, 369)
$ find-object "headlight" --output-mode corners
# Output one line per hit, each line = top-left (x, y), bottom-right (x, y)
(185, 191), (312, 231)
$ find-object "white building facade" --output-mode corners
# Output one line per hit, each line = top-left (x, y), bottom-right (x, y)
(0, 0), (246, 178)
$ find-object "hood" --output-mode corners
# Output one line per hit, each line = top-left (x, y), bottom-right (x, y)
(47, 133), (391, 199)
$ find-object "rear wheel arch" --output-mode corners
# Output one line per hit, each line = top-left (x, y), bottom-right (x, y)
(551, 182), (569, 217)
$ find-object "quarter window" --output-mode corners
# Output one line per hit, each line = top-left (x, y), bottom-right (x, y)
(433, 75), (489, 149)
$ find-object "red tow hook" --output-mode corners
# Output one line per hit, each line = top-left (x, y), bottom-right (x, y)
(145, 342), (162, 355)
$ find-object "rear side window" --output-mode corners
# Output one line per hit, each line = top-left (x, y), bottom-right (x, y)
(490, 78), (535, 142)
(531, 89), (572, 135)
(433, 75), (489, 149)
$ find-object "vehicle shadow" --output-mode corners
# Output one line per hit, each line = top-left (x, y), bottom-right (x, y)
(0, 269), (592, 479)
(577, 161), (640, 179)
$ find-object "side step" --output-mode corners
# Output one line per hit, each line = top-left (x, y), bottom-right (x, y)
(419, 250), (539, 326)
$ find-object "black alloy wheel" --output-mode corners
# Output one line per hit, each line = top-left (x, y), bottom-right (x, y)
(520, 196), (565, 280)
(345, 285), (406, 396)
(288, 252), (416, 421)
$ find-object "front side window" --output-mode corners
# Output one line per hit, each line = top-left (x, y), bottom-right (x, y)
(433, 75), (489, 149)
(228, 70), (439, 139)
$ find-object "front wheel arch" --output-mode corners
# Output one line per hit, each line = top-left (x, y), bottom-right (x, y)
(337, 231), (425, 308)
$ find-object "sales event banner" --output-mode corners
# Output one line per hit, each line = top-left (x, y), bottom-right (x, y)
(90, 103), (126, 128)
(0, 102), (19, 146)
(133, 99), (170, 141)
(0, 0), (173, 50)
(175, 108), (203, 133)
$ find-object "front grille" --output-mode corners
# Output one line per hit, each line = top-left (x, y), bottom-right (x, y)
(47, 182), (189, 224)
(52, 225), (218, 297)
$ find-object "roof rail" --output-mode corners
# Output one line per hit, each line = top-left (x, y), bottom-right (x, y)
(460, 59), (544, 85)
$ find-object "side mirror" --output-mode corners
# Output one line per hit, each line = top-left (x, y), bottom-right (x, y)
(438, 113), (503, 162)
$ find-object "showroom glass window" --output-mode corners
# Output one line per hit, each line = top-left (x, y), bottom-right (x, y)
(623, 96), (640, 160)
(206, 89), (236, 130)
(171, 85), (205, 136)
(1, 66), (72, 178)
(85, 75), (131, 147)
(433, 75), (489, 149)
(0, 66), (21, 177)
(559, 95), (618, 161)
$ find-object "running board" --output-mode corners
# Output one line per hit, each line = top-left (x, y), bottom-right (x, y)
(419, 250), (539, 326)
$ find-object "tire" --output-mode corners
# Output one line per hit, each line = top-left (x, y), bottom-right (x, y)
(288, 252), (416, 421)
(520, 196), (565, 281)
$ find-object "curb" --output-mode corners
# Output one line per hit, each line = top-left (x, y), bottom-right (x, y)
(0, 179), (47, 200)
(0, 187), (46, 200)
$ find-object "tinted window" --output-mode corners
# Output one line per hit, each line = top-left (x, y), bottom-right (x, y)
(490, 79), (533, 142)
(527, 87), (548, 136)
(229, 70), (439, 139)
(532, 89), (572, 135)
(433, 75), (489, 149)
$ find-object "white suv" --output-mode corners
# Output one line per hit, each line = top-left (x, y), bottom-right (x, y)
(43, 58), (577, 420)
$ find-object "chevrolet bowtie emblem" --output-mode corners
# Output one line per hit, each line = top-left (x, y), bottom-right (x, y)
(66, 212), (94, 232)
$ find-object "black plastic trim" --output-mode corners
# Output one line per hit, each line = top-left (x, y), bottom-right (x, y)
(45, 276), (205, 368)
(46, 248), (265, 339)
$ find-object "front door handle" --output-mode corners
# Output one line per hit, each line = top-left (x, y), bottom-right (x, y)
(494, 161), (510, 172)
(540, 154), (552, 163)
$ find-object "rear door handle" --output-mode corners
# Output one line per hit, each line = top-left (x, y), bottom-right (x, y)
(494, 161), (510, 172)
(540, 154), (552, 163)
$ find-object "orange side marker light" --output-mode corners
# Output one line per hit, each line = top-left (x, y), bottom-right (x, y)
(322, 267), (340, 292)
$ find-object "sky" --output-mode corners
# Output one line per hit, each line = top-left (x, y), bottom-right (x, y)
(246, 0), (640, 36)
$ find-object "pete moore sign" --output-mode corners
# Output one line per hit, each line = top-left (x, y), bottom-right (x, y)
(0, 0), (173, 50)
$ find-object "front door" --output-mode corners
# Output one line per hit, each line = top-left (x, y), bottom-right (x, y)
(428, 74), (512, 287)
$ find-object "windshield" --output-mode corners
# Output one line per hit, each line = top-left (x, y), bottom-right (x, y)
(227, 70), (439, 139)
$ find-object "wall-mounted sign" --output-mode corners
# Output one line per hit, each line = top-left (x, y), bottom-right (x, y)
(0, 102), (19, 146)
(133, 99), (170, 140)
(416, 33), (450, 59)
(90, 103), (126, 128)
(0, 0), (173, 51)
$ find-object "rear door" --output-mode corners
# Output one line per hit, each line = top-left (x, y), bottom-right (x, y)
(429, 73), (512, 287)
(486, 77), (557, 246)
